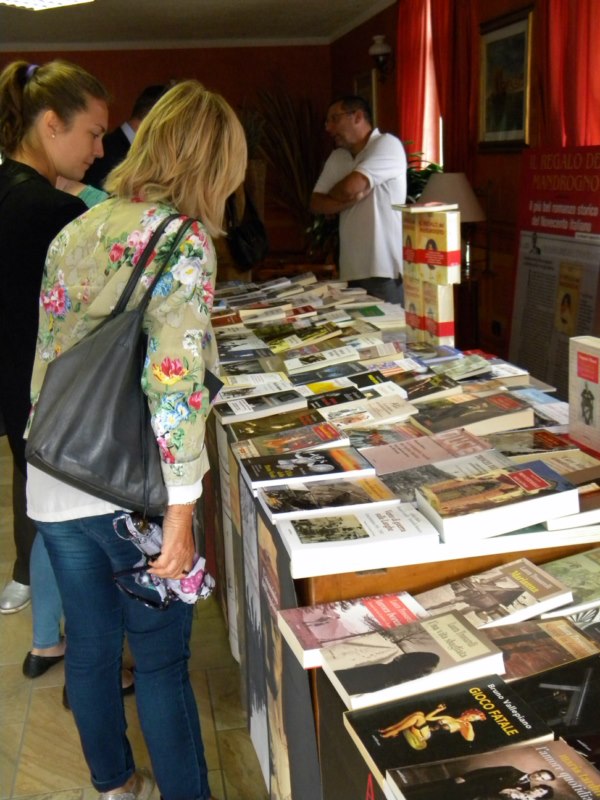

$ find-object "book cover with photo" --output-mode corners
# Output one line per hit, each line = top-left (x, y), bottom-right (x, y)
(307, 386), (365, 409)
(256, 476), (400, 523)
(343, 674), (552, 790)
(349, 423), (424, 451)
(483, 617), (600, 682)
(239, 446), (375, 491)
(227, 408), (324, 441)
(318, 395), (419, 430)
(321, 611), (505, 711)
(283, 345), (359, 375)
(539, 547), (600, 618)
(390, 371), (462, 404)
(415, 460), (580, 544)
(273, 503), (439, 579)
(232, 421), (349, 460)
(385, 739), (600, 800)
(430, 354), (493, 381)
(277, 591), (428, 669)
(411, 392), (535, 437)
(214, 389), (307, 424)
(482, 427), (575, 457)
(288, 359), (371, 386)
(414, 558), (573, 629)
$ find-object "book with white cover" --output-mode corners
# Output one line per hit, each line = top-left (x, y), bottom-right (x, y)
(320, 610), (504, 710)
(277, 591), (428, 669)
(414, 557), (573, 628)
(415, 459), (580, 544)
(318, 395), (419, 429)
(569, 336), (600, 453)
(274, 504), (439, 579)
(283, 345), (359, 375)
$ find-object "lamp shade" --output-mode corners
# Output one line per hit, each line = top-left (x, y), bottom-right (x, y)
(418, 173), (485, 223)
(0, 0), (93, 8)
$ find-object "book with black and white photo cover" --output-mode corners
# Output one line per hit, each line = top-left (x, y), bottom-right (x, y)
(287, 359), (372, 386)
(239, 446), (375, 491)
(415, 460), (580, 543)
(414, 558), (573, 629)
(539, 547), (600, 618)
(410, 392), (535, 437)
(283, 345), (360, 375)
(320, 611), (505, 711)
(213, 378), (294, 405)
(402, 342), (462, 364)
(390, 371), (462, 404)
(482, 427), (576, 458)
(220, 370), (288, 387)
(277, 591), (428, 668)
(226, 408), (324, 441)
(213, 388), (307, 424)
(569, 336), (600, 454)
(256, 476), (401, 524)
(384, 739), (600, 800)
(232, 421), (350, 459)
(361, 429), (492, 476)
(343, 674), (553, 791)
(318, 395), (419, 429)
(483, 617), (600, 682)
(273, 503), (440, 579)
(429, 354), (492, 381)
(349, 423), (424, 451)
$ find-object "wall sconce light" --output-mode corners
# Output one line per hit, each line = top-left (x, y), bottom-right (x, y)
(0, 0), (93, 7)
(368, 35), (393, 82)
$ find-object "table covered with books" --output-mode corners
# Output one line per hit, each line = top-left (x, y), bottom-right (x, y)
(205, 270), (600, 800)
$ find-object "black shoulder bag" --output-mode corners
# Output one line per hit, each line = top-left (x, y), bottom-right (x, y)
(225, 188), (269, 270)
(25, 214), (195, 516)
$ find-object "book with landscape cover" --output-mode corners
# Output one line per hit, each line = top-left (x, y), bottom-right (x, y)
(484, 617), (600, 681)
(232, 421), (349, 459)
(226, 408), (324, 440)
(414, 558), (573, 629)
(256, 476), (401, 523)
(318, 395), (419, 429)
(213, 389), (307, 424)
(277, 591), (428, 669)
(385, 739), (600, 800)
(273, 503), (440, 579)
(415, 460), (580, 544)
(482, 427), (576, 457)
(239, 446), (375, 490)
(410, 392), (535, 437)
(361, 429), (492, 476)
(430, 354), (492, 381)
(320, 611), (505, 711)
(343, 674), (553, 791)
(539, 547), (600, 618)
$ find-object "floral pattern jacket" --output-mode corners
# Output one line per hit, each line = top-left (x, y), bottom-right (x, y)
(29, 197), (218, 499)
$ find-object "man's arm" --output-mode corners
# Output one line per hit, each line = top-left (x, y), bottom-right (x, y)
(310, 170), (370, 215)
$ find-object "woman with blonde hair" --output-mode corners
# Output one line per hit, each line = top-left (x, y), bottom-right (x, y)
(26, 80), (247, 800)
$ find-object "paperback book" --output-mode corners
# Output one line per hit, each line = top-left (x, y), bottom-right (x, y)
(385, 739), (600, 800)
(256, 476), (401, 523)
(213, 389), (307, 424)
(283, 345), (359, 375)
(410, 392), (535, 437)
(430, 354), (493, 381)
(482, 427), (575, 457)
(318, 396), (419, 430)
(392, 372), (462, 404)
(321, 611), (505, 710)
(415, 459), (580, 544)
(569, 336), (600, 453)
(414, 557), (573, 628)
(277, 591), (428, 669)
(544, 488), (600, 530)
(273, 503), (440, 579)
(349, 423), (424, 450)
(232, 421), (349, 459)
(239, 446), (375, 490)
(226, 408), (324, 441)
(539, 547), (600, 618)
(343, 674), (553, 791)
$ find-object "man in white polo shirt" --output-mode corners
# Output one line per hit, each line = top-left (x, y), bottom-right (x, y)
(311, 95), (406, 304)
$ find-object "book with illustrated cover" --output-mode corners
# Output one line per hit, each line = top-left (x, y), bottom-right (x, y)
(256, 476), (400, 523)
(508, 447), (600, 486)
(430, 354), (492, 381)
(288, 359), (371, 386)
(421, 280), (455, 346)
(227, 408), (324, 440)
(349, 423), (424, 450)
(483, 427), (576, 457)
(307, 386), (365, 408)
(239, 446), (375, 490)
(283, 345), (359, 375)
(343, 674), (553, 791)
(385, 739), (600, 800)
(414, 558), (573, 629)
(232, 421), (349, 459)
(415, 460), (580, 544)
(318, 396), (419, 430)
(403, 342), (462, 364)
(213, 389), (307, 424)
(277, 591), (428, 669)
(274, 503), (439, 579)
(569, 336), (600, 454)
(214, 378), (295, 404)
(410, 392), (535, 437)
(267, 321), (342, 353)
(401, 209), (419, 279)
(391, 372), (462, 404)
(484, 617), (600, 681)
(539, 547), (600, 618)
(220, 370), (289, 388)
(355, 341), (406, 362)
(361, 429), (492, 476)
(348, 369), (389, 388)
(415, 209), (461, 285)
(321, 611), (505, 711)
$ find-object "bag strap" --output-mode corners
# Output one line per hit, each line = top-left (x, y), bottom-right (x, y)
(137, 216), (196, 315)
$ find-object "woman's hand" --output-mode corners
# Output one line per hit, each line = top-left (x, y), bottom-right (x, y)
(146, 503), (196, 580)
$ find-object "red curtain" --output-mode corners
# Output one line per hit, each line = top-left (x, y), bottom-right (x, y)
(539, 0), (600, 146)
(396, 0), (430, 161)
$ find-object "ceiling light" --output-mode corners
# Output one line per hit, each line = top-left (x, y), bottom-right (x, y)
(0, 0), (94, 9)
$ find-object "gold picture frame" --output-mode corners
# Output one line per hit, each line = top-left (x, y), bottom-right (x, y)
(479, 6), (532, 148)
(353, 68), (378, 127)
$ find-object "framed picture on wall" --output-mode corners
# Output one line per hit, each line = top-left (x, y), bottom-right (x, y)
(479, 6), (532, 148)
(353, 69), (378, 127)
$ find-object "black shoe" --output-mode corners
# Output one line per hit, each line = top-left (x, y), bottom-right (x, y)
(63, 678), (136, 710)
(22, 651), (65, 679)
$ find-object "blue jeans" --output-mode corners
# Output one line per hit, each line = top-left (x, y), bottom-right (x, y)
(30, 532), (63, 649)
(37, 513), (210, 800)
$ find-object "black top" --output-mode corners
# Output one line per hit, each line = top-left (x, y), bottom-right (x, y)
(0, 158), (85, 467)
(83, 125), (130, 189)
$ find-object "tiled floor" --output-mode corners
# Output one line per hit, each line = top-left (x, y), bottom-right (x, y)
(0, 437), (268, 800)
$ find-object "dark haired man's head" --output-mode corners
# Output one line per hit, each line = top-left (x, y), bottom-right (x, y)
(325, 95), (374, 155)
(334, 95), (373, 126)
(131, 84), (168, 122)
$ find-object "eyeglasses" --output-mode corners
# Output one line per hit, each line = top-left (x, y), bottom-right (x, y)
(325, 111), (353, 125)
(113, 565), (174, 610)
